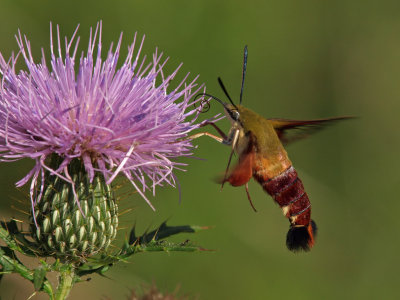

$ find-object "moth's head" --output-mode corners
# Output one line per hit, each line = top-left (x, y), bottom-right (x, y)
(224, 103), (241, 123)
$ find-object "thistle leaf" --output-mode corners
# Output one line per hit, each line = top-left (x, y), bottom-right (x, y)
(33, 265), (47, 291)
(129, 221), (210, 245)
(76, 222), (210, 278)
(0, 247), (53, 296)
(0, 220), (40, 256)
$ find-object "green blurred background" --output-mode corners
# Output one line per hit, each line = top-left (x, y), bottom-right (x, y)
(1, 0), (399, 299)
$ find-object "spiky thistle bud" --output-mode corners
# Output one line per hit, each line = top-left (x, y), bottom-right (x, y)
(31, 155), (118, 260)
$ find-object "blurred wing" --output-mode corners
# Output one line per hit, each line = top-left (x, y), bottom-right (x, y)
(223, 150), (255, 187)
(268, 116), (353, 145)
(218, 131), (257, 187)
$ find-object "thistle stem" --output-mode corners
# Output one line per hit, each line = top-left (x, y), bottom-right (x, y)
(55, 267), (75, 300)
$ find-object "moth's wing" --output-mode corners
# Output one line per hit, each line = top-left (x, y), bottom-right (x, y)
(220, 131), (257, 187)
(223, 150), (255, 186)
(268, 116), (353, 145)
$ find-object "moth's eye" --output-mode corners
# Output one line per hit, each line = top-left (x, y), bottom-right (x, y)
(232, 110), (240, 121)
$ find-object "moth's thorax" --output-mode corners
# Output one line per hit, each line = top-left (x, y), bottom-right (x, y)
(226, 104), (293, 179)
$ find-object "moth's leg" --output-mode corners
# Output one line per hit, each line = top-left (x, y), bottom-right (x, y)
(221, 129), (240, 188)
(245, 183), (257, 212)
(200, 121), (228, 141)
(185, 122), (227, 144)
(185, 132), (223, 143)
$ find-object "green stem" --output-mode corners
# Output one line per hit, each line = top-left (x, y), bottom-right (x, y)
(55, 267), (75, 300)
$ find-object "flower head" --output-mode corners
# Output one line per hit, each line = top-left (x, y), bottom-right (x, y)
(0, 23), (210, 210)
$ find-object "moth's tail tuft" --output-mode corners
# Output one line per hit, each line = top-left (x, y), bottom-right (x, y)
(286, 220), (317, 252)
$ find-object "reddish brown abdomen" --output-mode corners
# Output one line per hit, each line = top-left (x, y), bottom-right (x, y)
(260, 166), (311, 225)
(254, 166), (316, 251)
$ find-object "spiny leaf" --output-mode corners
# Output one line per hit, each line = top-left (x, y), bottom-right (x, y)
(76, 240), (206, 277)
(33, 265), (47, 291)
(76, 235), (208, 278)
(76, 262), (113, 277)
(0, 247), (53, 296)
(74, 221), (211, 278)
(121, 240), (207, 258)
(129, 221), (210, 245)
(0, 220), (39, 256)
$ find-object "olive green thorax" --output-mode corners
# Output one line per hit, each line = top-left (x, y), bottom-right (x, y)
(225, 104), (287, 158)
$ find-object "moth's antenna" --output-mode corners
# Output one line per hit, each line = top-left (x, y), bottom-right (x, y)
(218, 77), (238, 110)
(240, 45), (248, 105)
(194, 93), (227, 109)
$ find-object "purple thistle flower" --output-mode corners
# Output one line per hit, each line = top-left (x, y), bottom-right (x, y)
(0, 22), (212, 210)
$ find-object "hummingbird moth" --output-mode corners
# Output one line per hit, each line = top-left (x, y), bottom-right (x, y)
(190, 46), (352, 252)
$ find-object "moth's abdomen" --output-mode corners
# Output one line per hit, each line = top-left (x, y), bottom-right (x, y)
(255, 166), (317, 252)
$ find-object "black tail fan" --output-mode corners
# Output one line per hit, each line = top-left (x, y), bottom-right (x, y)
(286, 220), (317, 252)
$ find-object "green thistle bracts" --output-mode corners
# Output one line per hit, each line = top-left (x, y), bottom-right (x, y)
(30, 155), (118, 261)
